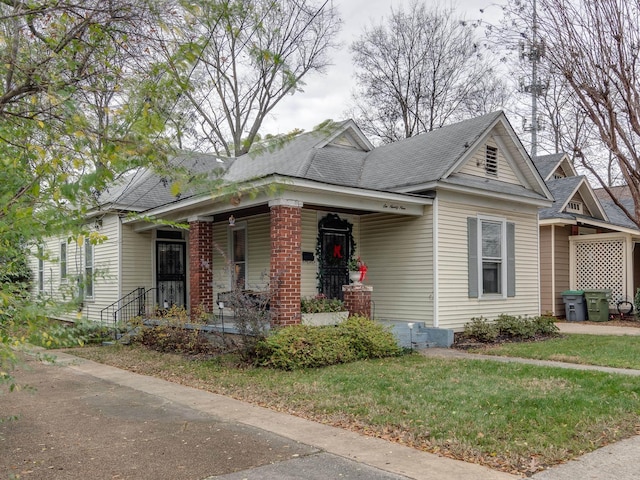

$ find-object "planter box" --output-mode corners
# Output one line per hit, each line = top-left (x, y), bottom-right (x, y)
(301, 311), (349, 326)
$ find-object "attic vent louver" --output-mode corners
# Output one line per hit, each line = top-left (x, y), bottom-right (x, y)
(485, 145), (498, 176)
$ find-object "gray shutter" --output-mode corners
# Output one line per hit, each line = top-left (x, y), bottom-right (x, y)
(507, 222), (516, 297)
(467, 217), (478, 298)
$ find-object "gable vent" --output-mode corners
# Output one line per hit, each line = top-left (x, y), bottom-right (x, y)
(485, 145), (498, 176)
(566, 201), (583, 214)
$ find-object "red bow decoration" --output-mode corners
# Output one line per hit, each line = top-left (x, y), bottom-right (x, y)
(359, 263), (368, 282)
(333, 244), (343, 258)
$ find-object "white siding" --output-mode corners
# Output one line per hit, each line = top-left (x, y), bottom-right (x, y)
(360, 211), (433, 324)
(121, 224), (153, 297)
(301, 209), (318, 297)
(246, 214), (270, 289)
(211, 213), (271, 295)
(436, 192), (540, 330)
(459, 140), (521, 185)
(29, 214), (122, 324)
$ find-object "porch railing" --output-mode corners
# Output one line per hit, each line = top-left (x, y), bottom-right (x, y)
(100, 287), (156, 330)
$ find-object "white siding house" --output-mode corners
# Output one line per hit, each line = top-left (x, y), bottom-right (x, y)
(31, 112), (553, 336)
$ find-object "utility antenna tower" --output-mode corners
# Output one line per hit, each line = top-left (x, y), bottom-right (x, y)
(520, 0), (546, 158)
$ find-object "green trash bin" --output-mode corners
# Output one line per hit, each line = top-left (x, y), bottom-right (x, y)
(583, 289), (612, 322)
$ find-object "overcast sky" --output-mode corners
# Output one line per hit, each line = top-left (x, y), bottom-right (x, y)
(261, 0), (507, 135)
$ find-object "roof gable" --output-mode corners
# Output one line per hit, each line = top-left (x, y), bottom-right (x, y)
(357, 112), (550, 202)
(540, 176), (608, 222)
(533, 153), (578, 181)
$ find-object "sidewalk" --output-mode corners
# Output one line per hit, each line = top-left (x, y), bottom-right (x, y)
(1, 350), (515, 480)
(3, 321), (640, 480)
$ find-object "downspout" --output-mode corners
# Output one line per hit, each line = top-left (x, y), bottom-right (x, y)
(118, 215), (123, 304)
(626, 235), (633, 303)
(433, 197), (439, 327)
(550, 224), (555, 316)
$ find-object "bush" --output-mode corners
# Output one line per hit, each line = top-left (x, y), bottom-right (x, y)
(301, 295), (346, 313)
(463, 317), (498, 342)
(462, 314), (559, 344)
(256, 315), (401, 370)
(531, 315), (560, 335)
(494, 314), (537, 339)
(136, 306), (218, 355)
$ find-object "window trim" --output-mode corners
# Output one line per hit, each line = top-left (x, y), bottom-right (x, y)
(479, 217), (506, 298)
(37, 245), (44, 293)
(60, 242), (67, 281)
(468, 216), (515, 299)
(84, 240), (94, 300)
(228, 222), (247, 290)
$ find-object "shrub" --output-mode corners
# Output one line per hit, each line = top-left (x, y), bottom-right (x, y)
(256, 315), (401, 370)
(463, 317), (498, 342)
(136, 306), (217, 355)
(494, 314), (537, 339)
(301, 294), (346, 313)
(462, 314), (560, 344)
(531, 315), (560, 335)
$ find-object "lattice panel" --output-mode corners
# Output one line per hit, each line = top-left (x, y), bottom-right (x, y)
(574, 239), (624, 304)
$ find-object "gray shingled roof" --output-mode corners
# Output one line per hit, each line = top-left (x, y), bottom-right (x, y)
(359, 111), (504, 190)
(98, 153), (225, 211)
(539, 176), (583, 219)
(599, 198), (639, 229)
(533, 153), (565, 181)
(99, 111), (548, 214)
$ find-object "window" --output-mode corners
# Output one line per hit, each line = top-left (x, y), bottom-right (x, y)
(230, 225), (247, 288)
(84, 241), (94, 299)
(60, 242), (67, 280)
(481, 221), (503, 294)
(37, 246), (44, 293)
(468, 217), (515, 298)
(485, 145), (498, 176)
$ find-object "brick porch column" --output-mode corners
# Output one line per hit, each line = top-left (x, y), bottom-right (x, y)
(188, 216), (214, 317)
(343, 284), (373, 318)
(269, 199), (302, 326)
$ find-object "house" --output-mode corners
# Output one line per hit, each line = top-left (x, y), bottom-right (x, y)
(533, 153), (640, 316)
(30, 111), (553, 337)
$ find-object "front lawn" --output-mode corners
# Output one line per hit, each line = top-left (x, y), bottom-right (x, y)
(68, 343), (640, 476)
(469, 334), (640, 370)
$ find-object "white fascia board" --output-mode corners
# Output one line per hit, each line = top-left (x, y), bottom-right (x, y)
(434, 182), (553, 208)
(575, 218), (640, 236)
(124, 176), (431, 228)
(539, 218), (577, 227)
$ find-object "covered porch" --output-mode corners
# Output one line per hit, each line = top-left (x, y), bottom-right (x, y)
(124, 176), (432, 327)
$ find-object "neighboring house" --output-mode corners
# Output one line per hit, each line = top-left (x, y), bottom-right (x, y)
(534, 153), (640, 316)
(30, 111), (553, 332)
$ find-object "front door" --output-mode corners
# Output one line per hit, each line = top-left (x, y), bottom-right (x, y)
(318, 214), (353, 300)
(156, 241), (186, 308)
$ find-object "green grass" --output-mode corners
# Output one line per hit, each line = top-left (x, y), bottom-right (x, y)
(472, 334), (640, 369)
(68, 344), (640, 475)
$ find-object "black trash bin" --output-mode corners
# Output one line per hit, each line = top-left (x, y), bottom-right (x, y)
(562, 290), (586, 321)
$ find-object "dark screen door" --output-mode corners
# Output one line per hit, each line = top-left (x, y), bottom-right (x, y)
(156, 242), (186, 308)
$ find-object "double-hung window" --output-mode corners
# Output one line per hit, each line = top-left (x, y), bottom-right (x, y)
(60, 242), (67, 281)
(84, 241), (94, 299)
(230, 224), (247, 289)
(37, 246), (44, 293)
(468, 216), (515, 298)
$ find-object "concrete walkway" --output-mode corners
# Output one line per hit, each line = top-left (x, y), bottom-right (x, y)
(1, 350), (515, 480)
(3, 321), (640, 480)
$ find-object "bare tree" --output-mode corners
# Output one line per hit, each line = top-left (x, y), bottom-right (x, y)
(524, 0), (640, 226)
(349, 1), (509, 144)
(155, 0), (341, 157)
